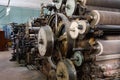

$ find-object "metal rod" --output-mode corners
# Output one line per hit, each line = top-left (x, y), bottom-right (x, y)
(96, 54), (120, 61)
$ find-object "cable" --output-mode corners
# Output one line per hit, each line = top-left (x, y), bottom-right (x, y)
(0, 0), (10, 13)
(0, 0), (11, 10)
(7, 0), (11, 7)
(0, 0), (11, 19)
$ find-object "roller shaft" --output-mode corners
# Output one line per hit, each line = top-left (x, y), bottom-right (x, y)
(97, 25), (120, 33)
(87, 6), (120, 12)
(86, 0), (120, 9)
(97, 25), (120, 30)
(29, 27), (40, 30)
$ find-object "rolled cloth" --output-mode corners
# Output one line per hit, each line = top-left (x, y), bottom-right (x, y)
(89, 10), (120, 25)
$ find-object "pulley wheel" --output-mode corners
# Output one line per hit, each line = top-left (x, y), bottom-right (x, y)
(65, 0), (77, 16)
(56, 59), (77, 80)
(73, 51), (84, 67)
(77, 20), (89, 35)
(69, 20), (89, 39)
(89, 10), (100, 26)
(38, 25), (54, 57)
(48, 13), (74, 57)
(69, 21), (79, 39)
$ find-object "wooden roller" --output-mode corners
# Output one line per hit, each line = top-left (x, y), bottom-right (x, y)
(97, 25), (120, 30)
(89, 10), (120, 26)
(79, 0), (120, 9)
(97, 40), (120, 55)
(97, 25), (120, 33)
(87, 6), (120, 12)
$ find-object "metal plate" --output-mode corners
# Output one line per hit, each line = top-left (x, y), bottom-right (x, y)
(65, 0), (76, 16)
(38, 25), (54, 57)
(56, 59), (77, 80)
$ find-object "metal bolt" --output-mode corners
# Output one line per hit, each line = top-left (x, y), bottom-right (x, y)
(78, 25), (83, 30)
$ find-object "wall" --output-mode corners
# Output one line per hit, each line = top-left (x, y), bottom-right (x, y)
(0, 6), (40, 29)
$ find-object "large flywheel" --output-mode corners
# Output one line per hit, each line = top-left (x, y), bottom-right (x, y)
(38, 25), (54, 57)
(65, 0), (77, 16)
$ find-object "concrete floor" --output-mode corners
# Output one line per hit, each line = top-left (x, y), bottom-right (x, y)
(0, 49), (46, 80)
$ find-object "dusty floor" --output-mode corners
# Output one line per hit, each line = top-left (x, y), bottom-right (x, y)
(0, 49), (46, 80)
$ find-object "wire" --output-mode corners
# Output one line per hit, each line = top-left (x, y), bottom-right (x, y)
(0, 0), (11, 19)
(0, 0), (11, 12)
(7, 0), (11, 7)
